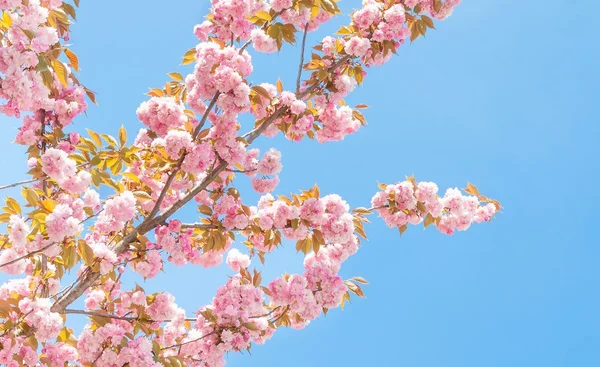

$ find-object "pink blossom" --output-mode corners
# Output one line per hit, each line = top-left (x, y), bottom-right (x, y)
(104, 191), (137, 222)
(270, 0), (292, 12)
(251, 176), (280, 193)
(226, 248), (250, 272)
(136, 97), (186, 137)
(256, 148), (282, 175)
(46, 204), (81, 242)
(164, 130), (193, 159)
(84, 290), (105, 309)
(251, 29), (277, 53)
(344, 36), (371, 57)
(41, 147), (76, 182)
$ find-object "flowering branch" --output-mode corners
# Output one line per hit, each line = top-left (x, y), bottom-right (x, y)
(0, 243), (55, 268)
(161, 331), (218, 350)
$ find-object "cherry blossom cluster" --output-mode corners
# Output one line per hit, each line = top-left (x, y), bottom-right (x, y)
(0, 0), (501, 365)
(404, 0), (461, 20)
(41, 147), (91, 194)
(1, 0), (87, 141)
(371, 180), (499, 235)
(0, 279), (76, 366)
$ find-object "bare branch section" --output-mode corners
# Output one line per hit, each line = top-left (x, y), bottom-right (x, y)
(0, 178), (40, 191)
(296, 24), (309, 93)
(40, 110), (49, 298)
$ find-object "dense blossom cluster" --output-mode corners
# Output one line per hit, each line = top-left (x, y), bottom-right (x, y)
(371, 180), (499, 235)
(0, 0), (498, 366)
(0, 0), (87, 141)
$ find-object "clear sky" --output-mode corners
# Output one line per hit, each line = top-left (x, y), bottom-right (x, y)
(1, 0), (599, 366)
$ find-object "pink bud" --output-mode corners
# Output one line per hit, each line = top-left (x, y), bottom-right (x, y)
(69, 132), (80, 145)
(168, 220), (182, 232)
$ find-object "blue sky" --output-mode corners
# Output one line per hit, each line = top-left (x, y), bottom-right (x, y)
(1, 0), (599, 366)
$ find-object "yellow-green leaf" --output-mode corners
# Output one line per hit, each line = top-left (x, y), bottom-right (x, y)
(182, 47), (196, 65)
(168, 72), (183, 81)
(1, 11), (12, 28)
(118, 126), (127, 147)
(51, 59), (69, 87)
(254, 11), (272, 21)
(5, 197), (21, 215)
(64, 49), (79, 72)
(77, 241), (95, 266)
(86, 129), (102, 147)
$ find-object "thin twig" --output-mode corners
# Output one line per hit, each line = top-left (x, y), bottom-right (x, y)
(0, 178), (40, 191)
(80, 209), (103, 224)
(62, 309), (197, 323)
(270, 305), (290, 324)
(50, 48), (355, 314)
(250, 306), (281, 319)
(0, 243), (55, 268)
(161, 330), (218, 350)
(296, 24), (309, 93)
(146, 93), (220, 222)
(40, 110), (49, 298)
(180, 223), (219, 230)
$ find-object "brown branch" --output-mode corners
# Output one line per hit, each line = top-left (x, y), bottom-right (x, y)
(161, 330), (218, 350)
(80, 209), (103, 224)
(250, 306), (281, 319)
(63, 309), (197, 323)
(146, 93), (220, 222)
(192, 93), (220, 140)
(91, 346), (107, 366)
(270, 305), (290, 324)
(50, 53), (355, 314)
(180, 223), (219, 230)
(40, 110), (49, 298)
(296, 24), (309, 93)
(0, 243), (55, 268)
(0, 178), (41, 191)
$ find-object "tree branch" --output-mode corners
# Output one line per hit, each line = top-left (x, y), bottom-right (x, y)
(145, 93), (220, 222)
(0, 243), (55, 268)
(40, 110), (49, 298)
(161, 330), (218, 350)
(180, 223), (219, 230)
(62, 309), (196, 323)
(296, 24), (309, 93)
(0, 178), (41, 191)
(50, 53), (355, 313)
(270, 305), (290, 324)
